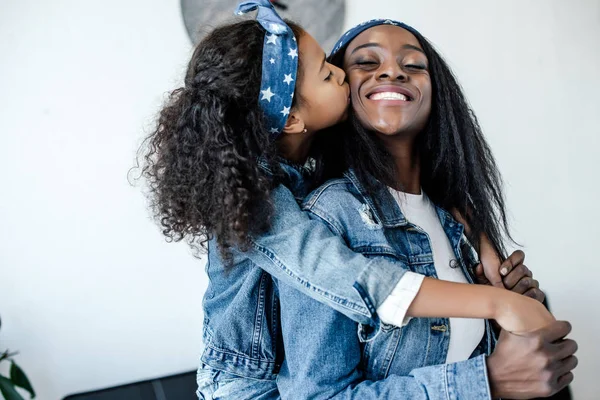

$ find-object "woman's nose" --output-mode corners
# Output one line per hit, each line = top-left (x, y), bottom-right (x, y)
(376, 61), (406, 81)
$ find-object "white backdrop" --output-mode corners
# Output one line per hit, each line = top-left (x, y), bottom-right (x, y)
(1, 0), (598, 398)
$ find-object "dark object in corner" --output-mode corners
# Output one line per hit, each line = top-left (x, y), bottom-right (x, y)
(62, 371), (196, 400)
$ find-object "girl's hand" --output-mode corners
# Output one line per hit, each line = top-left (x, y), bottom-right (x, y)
(494, 291), (556, 334)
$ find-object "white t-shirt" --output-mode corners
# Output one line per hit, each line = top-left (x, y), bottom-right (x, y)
(378, 188), (484, 364)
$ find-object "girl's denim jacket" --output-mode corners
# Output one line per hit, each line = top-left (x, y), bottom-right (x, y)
(201, 162), (412, 380)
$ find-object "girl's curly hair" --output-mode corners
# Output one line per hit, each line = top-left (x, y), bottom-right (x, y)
(138, 20), (304, 260)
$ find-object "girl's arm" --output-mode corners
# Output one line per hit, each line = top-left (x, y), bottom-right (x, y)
(243, 184), (413, 327)
(406, 277), (554, 334)
(255, 186), (548, 331)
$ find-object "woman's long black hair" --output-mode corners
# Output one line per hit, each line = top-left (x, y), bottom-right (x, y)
(137, 20), (304, 260)
(325, 27), (513, 257)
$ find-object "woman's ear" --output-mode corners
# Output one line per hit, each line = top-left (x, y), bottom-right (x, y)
(282, 111), (306, 135)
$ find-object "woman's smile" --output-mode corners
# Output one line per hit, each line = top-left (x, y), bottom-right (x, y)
(365, 84), (416, 104)
(344, 25), (432, 136)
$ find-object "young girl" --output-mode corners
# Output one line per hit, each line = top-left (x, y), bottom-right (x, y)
(138, 2), (557, 399)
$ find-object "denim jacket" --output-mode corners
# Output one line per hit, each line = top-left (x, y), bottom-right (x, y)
(275, 169), (496, 399)
(201, 162), (411, 380)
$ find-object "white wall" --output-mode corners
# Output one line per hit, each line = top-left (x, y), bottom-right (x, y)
(0, 0), (598, 399)
(0, 0), (206, 398)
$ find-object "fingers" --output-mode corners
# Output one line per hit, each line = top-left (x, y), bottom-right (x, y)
(553, 339), (578, 360)
(555, 355), (579, 378)
(524, 287), (546, 303)
(479, 238), (504, 288)
(499, 250), (525, 277)
(542, 321), (573, 342)
(475, 263), (485, 278)
(474, 264), (491, 285)
(484, 267), (504, 288)
(514, 276), (538, 295)
(480, 260), (503, 288)
(555, 371), (575, 391)
(500, 251), (544, 301)
(503, 264), (532, 290)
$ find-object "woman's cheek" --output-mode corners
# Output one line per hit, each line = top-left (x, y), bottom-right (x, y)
(354, 105), (374, 131)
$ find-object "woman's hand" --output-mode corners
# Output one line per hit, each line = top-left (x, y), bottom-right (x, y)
(476, 249), (545, 303)
(487, 321), (578, 399)
(498, 250), (545, 303)
(476, 233), (504, 288)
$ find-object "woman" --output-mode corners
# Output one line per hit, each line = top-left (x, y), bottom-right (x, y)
(275, 19), (577, 399)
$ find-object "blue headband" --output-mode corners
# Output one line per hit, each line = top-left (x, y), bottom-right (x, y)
(330, 19), (420, 60)
(235, 0), (298, 138)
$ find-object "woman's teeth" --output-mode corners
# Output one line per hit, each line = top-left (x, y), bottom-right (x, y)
(370, 92), (409, 101)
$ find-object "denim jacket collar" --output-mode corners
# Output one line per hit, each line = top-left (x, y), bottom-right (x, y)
(344, 169), (408, 228)
(257, 156), (316, 201)
(344, 168), (465, 242)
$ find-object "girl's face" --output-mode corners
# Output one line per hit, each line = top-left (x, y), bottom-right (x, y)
(343, 25), (432, 137)
(294, 32), (350, 132)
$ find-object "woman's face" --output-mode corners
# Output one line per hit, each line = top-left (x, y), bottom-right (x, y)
(343, 25), (432, 137)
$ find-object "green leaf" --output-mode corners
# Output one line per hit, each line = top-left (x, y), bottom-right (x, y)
(0, 375), (25, 400)
(9, 362), (34, 399)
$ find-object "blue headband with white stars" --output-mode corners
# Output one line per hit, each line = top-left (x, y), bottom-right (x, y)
(235, 0), (298, 137)
(330, 19), (420, 60)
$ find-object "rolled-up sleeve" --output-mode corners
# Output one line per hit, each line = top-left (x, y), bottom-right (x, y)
(377, 271), (425, 327)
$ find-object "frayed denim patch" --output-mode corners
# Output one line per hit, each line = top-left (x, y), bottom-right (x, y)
(359, 204), (382, 230)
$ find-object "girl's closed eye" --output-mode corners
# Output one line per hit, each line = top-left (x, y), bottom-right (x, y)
(324, 70), (333, 81)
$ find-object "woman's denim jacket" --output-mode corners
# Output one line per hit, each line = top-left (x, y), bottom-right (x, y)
(201, 162), (412, 380)
(275, 169), (497, 399)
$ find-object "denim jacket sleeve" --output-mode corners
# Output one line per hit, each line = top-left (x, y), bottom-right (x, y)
(245, 184), (409, 326)
(275, 280), (492, 400)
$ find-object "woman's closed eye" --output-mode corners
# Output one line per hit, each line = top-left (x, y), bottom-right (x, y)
(405, 63), (427, 71)
(355, 59), (378, 66)
(324, 70), (333, 81)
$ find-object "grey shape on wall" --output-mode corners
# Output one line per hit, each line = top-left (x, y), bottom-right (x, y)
(181, 0), (346, 53)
